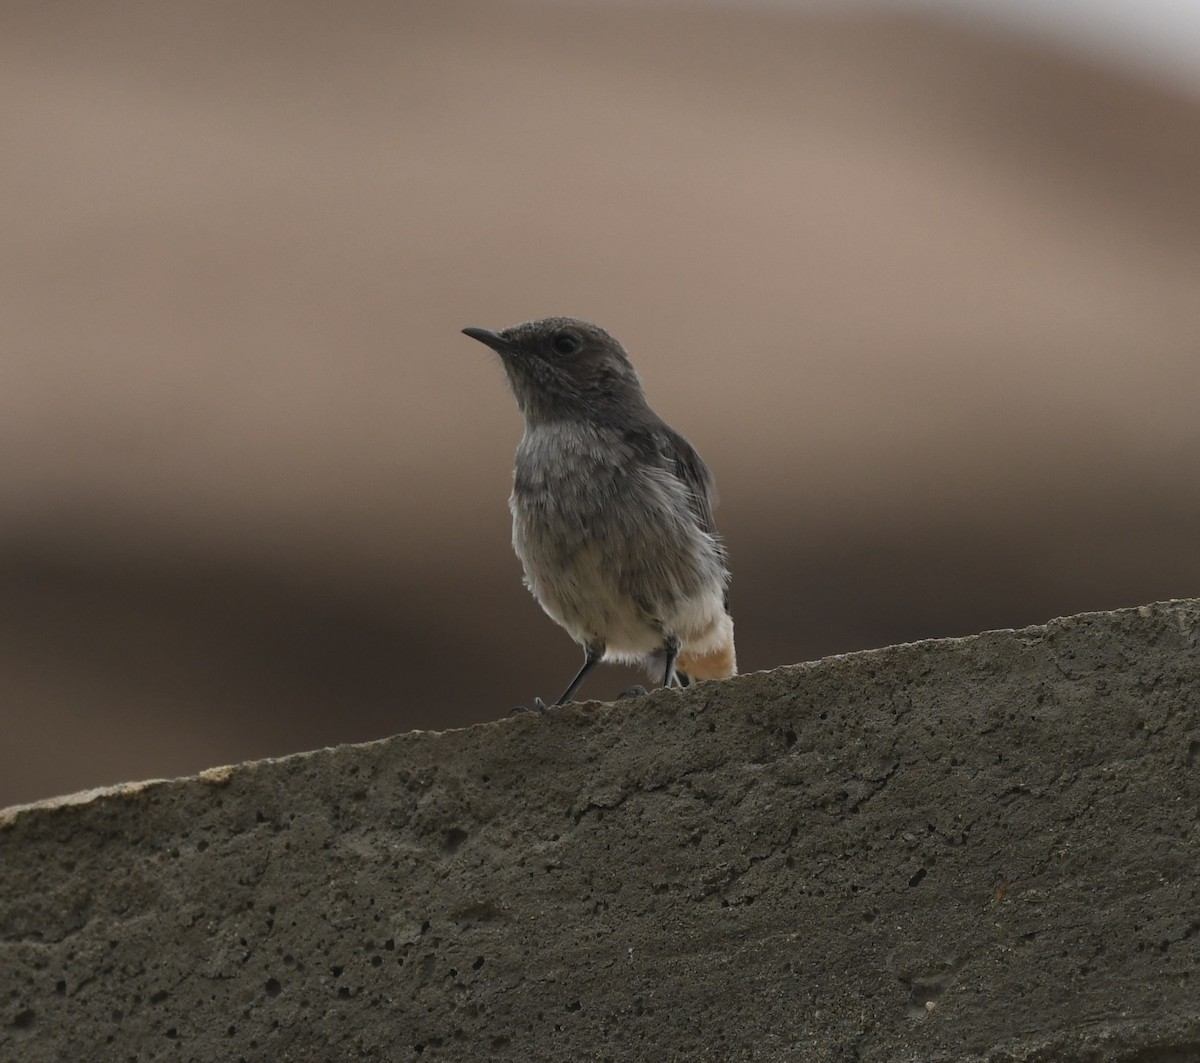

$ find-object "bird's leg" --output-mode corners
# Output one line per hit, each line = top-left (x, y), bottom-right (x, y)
(553, 643), (605, 707)
(661, 635), (681, 690)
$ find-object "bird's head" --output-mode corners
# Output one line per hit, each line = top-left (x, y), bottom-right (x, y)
(463, 317), (648, 426)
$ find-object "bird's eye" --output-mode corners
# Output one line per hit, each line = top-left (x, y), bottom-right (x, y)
(550, 331), (581, 356)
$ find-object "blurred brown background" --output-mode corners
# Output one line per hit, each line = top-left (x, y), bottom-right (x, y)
(3, 0), (1198, 808)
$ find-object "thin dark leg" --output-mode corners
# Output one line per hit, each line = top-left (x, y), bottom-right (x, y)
(554, 644), (604, 706)
(661, 635), (681, 690)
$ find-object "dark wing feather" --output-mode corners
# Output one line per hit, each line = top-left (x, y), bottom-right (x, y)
(622, 420), (730, 617)
(619, 420), (720, 536)
(657, 426), (719, 537)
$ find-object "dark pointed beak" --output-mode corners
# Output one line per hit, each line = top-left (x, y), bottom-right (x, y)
(462, 327), (511, 353)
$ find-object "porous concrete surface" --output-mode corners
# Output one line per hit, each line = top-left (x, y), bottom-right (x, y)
(3, 602), (1199, 1062)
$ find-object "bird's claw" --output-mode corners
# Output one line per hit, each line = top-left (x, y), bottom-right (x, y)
(508, 697), (550, 717)
(617, 685), (648, 701)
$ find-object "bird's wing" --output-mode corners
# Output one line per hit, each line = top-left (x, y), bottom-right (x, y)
(656, 425), (719, 537)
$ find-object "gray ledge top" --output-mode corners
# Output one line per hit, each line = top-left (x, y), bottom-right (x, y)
(3, 599), (1199, 1062)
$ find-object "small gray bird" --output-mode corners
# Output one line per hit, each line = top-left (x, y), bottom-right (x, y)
(463, 317), (736, 707)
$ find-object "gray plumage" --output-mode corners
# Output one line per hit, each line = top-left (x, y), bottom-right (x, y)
(464, 317), (736, 705)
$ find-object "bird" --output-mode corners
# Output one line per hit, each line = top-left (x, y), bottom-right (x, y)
(463, 317), (735, 707)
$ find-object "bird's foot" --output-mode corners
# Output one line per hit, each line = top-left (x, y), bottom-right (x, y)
(617, 685), (648, 701)
(508, 697), (551, 716)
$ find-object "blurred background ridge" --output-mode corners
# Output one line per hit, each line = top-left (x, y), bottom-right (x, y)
(2, 0), (1198, 806)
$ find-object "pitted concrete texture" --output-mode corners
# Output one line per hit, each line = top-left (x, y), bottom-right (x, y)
(3, 601), (1200, 1062)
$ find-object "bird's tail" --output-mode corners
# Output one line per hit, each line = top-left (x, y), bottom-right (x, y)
(677, 639), (737, 681)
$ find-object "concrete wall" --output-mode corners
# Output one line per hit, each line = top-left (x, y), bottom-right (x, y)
(3, 601), (1199, 1061)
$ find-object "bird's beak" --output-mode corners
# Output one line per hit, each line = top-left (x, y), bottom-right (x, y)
(462, 327), (511, 353)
